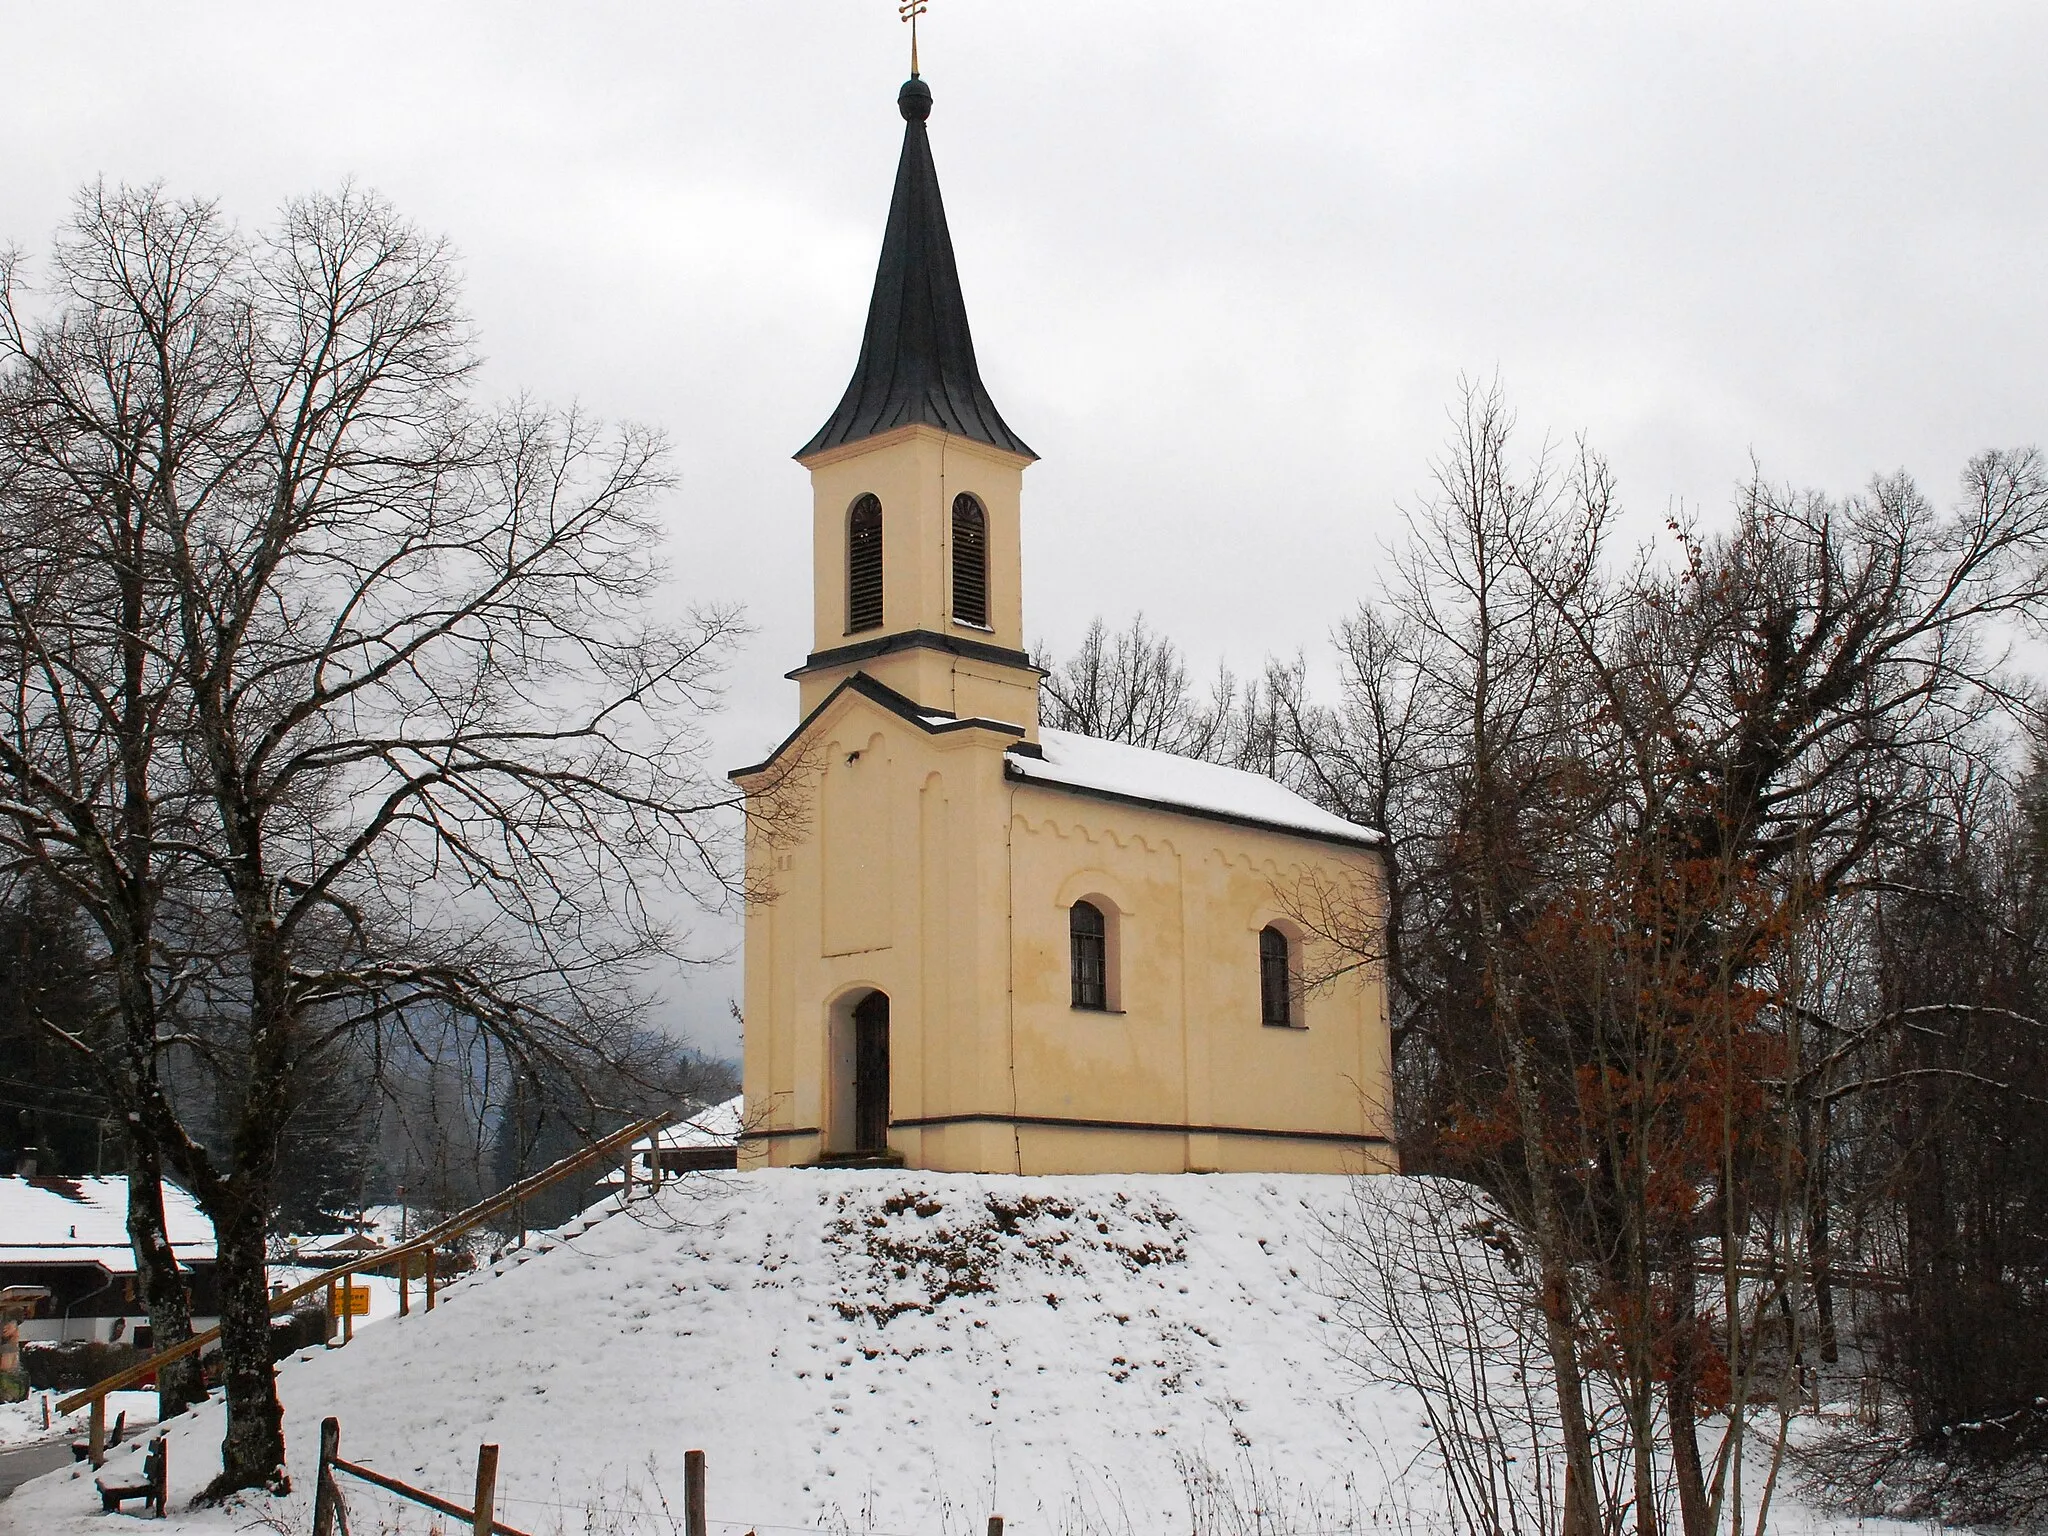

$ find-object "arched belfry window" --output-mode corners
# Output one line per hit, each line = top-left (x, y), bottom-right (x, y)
(1260, 926), (1296, 1028)
(951, 493), (989, 628)
(847, 494), (884, 633)
(1071, 901), (1108, 1011)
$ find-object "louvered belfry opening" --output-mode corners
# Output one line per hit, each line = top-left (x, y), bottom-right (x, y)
(847, 493), (884, 632)
(1259, 926), (1293, 1027)
(951, 492), (989, 627)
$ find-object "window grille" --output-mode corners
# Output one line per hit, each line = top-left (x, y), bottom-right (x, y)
(848, 494), (884, 632)
(951, 493), (989, 627)
(1259, 926), (1293, 1027)
(1071, 901), (1108, 1010)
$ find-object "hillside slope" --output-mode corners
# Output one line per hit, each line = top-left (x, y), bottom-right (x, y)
(0, 1171), (1925, 1536)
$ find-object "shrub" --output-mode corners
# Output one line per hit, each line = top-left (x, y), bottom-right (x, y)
(270, 1307), (331, 1359)
(22, 1340), (142, 1391)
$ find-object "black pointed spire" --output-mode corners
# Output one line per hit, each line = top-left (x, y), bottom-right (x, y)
(797, 77), (1035, 461)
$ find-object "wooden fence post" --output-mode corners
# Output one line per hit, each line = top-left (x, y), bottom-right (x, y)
(426, 1246), (437, 1311)
(684, 1448), (707, 1536)
(312, 1417), (341, 1536)
(398, 1252), (409, 1317)
(988, 1516), (1004, 1536)
(472, 1443), (500, 1536)
(326, 1278), (339, 1346)
(342, 1279), (355, 1344)
(87, 1395), (105, 1467)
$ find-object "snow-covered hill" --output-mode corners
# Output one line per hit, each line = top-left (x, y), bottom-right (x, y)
(0, 1171), (1930, 1536)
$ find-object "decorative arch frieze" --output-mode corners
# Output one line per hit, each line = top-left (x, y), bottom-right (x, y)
(1011, 808), (1177, 858)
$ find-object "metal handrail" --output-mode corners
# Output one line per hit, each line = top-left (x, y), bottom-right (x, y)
(57, 1109), (678, 1416)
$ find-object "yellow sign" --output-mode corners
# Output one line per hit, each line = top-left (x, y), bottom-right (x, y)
(338, 1284), (371, 1317)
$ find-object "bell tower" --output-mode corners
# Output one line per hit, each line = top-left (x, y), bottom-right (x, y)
(790, 75), (1042, 738)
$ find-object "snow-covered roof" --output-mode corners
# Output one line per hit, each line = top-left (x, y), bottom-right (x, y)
(0, 1176), (216, 1272)
(1009, 730), (1383, 848)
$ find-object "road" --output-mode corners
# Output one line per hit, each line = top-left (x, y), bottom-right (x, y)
(0, 1437), (76, 1500)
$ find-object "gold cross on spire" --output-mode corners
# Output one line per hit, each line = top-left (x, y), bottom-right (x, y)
(899, 0), (928, 77)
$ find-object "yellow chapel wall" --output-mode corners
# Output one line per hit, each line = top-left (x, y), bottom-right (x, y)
(1000, 785), (1396, 1176)
(738, 692), (1396, 1178)
(737, 697), (1026, 1173)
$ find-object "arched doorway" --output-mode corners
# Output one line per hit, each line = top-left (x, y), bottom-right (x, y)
(850, 990), (890, 1155)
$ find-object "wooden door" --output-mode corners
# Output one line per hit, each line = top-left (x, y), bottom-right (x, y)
(852, 991), (890, 1154)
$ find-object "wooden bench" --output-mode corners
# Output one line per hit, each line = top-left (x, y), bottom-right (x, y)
(95, 1433), (167, 1517)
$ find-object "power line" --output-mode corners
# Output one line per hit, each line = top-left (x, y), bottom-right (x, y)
(0, 1095), (116, 1125)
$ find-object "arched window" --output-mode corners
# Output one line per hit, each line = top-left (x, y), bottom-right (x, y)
(1071, 901), (1108, 1011)
(951, 492), (989, 627)
(847, 494), (884, 633)
(1259, 926), (1295, 1028)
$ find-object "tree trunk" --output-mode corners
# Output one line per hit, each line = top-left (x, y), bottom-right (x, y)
(1667, 1241), (1711, 1536)
(1807, 1099), (1839, 1365)
(193, 902), (298, 1500)
(125, 1156), (204, 1419)
(1630, 1377), (1661, 1536)
(203, 1190), (287, 1499)
(1539, 1258), (1606, 1536)
(1504, 1024), (1605, 1536)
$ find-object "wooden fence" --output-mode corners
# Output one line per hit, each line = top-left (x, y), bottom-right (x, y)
(314, 1415), (531, 1536)
(311, 1429), (999, 1536)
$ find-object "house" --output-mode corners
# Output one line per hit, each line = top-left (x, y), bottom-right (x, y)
(731, 75), (1395, 1176)
(594, 1097), (746, 1195)
(636, 1095), (743, 1177)
(288, 1231), (387, 1268)
(0, 1175), (218, 1345)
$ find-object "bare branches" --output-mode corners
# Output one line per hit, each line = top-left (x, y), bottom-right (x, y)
(1033, 613), (1282, 772)
(1280, 375), (2048, 1535)
(0, 181), (750, 1494)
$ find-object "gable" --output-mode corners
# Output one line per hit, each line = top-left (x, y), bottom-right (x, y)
(728, 670), (1024, 784)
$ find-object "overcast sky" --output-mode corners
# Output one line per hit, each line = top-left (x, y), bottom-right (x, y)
(5, 2), (2043, 1057)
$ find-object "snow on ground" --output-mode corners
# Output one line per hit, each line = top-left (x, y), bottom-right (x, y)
(0, 1172), (1940, 1536)
(0, 1389), (156, 1451)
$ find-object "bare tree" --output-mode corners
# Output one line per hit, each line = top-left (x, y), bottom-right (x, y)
(1034, 614), (1274, 768)
(1325, 1175), (1626, 1536)
(0, 182), (751, 1495)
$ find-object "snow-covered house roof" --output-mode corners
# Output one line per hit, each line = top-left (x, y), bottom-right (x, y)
(0, 1176), (216, 1273)
(637, 1095), (744, 1156)
(1007, 729), (1383, 849)
(602, 1097), (744, 1188)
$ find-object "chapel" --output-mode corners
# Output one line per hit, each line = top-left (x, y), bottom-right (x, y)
(732, 74), (1394, 1176)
